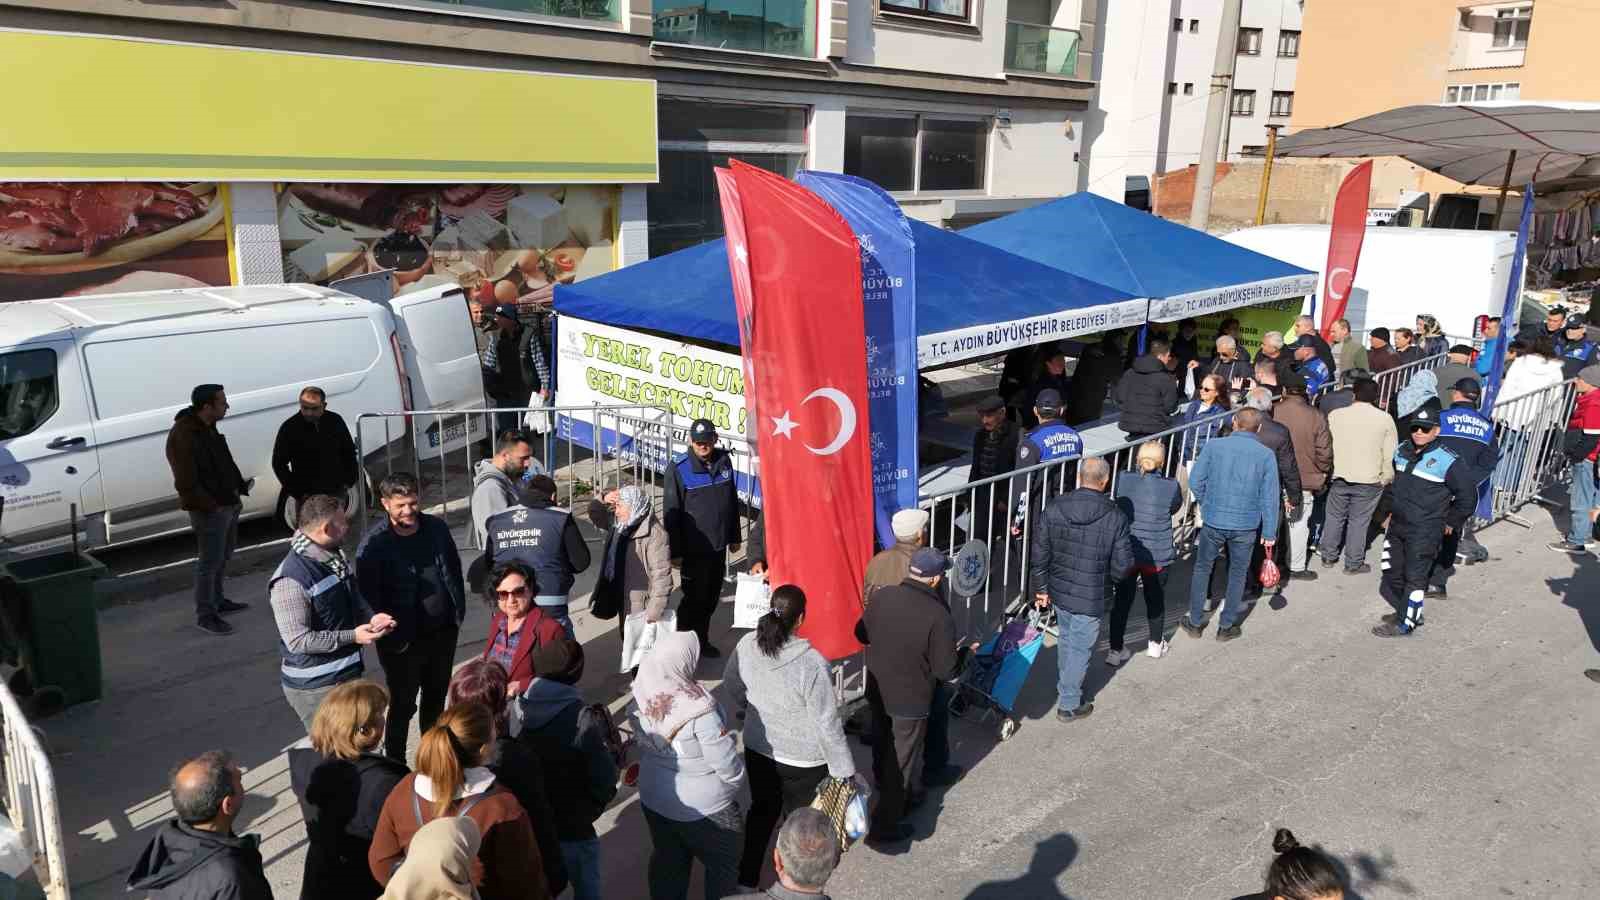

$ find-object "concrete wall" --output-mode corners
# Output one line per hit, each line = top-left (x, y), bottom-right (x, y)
(849, 0), (1007, 78)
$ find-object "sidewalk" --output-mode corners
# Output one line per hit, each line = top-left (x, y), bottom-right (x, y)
(45, 504), (1600, 898)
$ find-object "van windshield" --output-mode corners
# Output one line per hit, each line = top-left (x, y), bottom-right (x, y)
(0, 348), (59, 441)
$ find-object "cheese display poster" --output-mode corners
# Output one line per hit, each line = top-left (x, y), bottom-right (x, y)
(276, 183), (618, 304)
(554, 315), (760, 503)
(0, 182), (232, 302)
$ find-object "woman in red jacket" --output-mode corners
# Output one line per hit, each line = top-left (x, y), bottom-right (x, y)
(481, 562), (566, 696)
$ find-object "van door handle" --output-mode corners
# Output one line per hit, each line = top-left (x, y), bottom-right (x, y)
(46, 436), (86, 450)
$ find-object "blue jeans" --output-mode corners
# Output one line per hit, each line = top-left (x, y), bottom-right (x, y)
(1570, 462), (1599, 545)
(1054, 610), (1100, 711)
(1190, 525), (1255, 629)
(560, 838), (601, 900)
(536, 597), (576, 640)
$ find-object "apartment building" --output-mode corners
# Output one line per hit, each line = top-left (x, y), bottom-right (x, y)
(0, 0), (1099, 304)
(1082, 0), (1302, 203)
(1294, 0), (1600, 130)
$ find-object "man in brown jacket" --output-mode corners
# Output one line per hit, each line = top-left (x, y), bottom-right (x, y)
(165, 384), (252, 636)
(1273, 372), (1334, 580)
(862, 508), (927, 607)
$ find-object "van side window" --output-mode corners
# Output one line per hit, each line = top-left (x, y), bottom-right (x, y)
(0, 349), (60, 440)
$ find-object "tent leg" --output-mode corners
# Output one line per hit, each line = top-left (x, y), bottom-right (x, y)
(1492, 150), (1518, 229)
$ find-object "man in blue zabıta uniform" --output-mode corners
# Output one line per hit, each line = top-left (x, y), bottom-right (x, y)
(1373, 407), (1478, 638)
(1010, 389), (1084, 537)
(1291, 336), (1333, 396)
(1557, 315), (1598, 380)
(1426, 378), (1498, 596)
(664, 418), (742, 658)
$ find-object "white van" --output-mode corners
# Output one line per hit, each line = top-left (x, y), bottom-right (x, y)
(0, 283), (484, 554)
(1223, 225), (1546, 340)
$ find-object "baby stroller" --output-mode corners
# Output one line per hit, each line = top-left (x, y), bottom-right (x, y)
(948, 606), (1045, 741)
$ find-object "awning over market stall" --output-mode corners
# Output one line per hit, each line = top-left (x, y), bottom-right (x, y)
(555, 219), (1148, 368)
(960, 192), (1317, 322)
(1262, 102), (1600, 191)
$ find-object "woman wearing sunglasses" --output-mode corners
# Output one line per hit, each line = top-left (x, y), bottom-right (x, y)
(480, 561), (567, 697)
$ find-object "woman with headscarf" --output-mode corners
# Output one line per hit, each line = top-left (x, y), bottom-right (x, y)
(1394, 368), (1442, 420)
(593, 485), (673, 676)
(630, 630), (746, 900)
(380, 817), (481, 900)
(1416, 314), (1450, 359)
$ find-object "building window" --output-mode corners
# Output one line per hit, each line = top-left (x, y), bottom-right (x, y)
(648, 99), (808, 258)
(1231, 89), (1256, 117)
(844, 113), (989, 194)
(653, 0), (815, 56)
(1493, 6), (1531, 49)
(1173, 17), (1183, 31)
(1237, 27), (1262, 55)
(882, 0), (969, 22)
(1270, 91), (1294, 117)
(1183, 82), (1194, 95)
(1241, 144), (1265, 155)
(1445, 82), (1521, 104)
(1168, 82), (1178, 94)
(1278, 29), (1300, 57)
(327, 0), (617, 23)
(1188, 18), (1199, 32)
(0, 349), (59, 440)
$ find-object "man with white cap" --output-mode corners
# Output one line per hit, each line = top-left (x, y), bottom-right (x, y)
(863, 508), (929, 608)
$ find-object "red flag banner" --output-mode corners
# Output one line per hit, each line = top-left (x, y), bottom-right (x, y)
(723, 159), (871, 660)
(1318, 160), (1373, 339)
(714, 167), (760, 437)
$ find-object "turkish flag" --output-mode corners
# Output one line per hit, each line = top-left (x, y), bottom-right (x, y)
(714, 168), (760, 444)
(1318, 160), (1372, 339)
(716, 160), (871, 660)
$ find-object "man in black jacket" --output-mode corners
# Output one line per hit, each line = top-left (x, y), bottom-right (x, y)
(484, 474), (592, 639)
(487, 304), (550, 436)
(355, 471), (466, 761)
(271, 386), (358, 515)
(518, 637), (616, 900)
(166, 384), (253, 636)
(1114, 340), (1179, 441)
(664, 418), (741, 657)
(959, 396), (1019, 540)
(1427, 378), (1498, 594)
(1030, 458), (1133, 723)
(1022, 349), (1071, 428)
(127, 750), (272, 900)
(855, 548), (959, 848)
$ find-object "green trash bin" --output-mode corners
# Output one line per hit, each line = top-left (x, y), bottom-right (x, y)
(0, 551), (106, 707)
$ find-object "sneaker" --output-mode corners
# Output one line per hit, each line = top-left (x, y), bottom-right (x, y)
(1379, 612), (1423, 628)
(1343, 563), (1372, 575)
(1585, 669), (1600, 684)
(1146, 639), (1169, 659)
(1288, 569), (1319, 581)
(1215, 625), (1243, 643)
(1055, 703), (1094, 723)
(1424, 587), (1447, 600)
(1372, 620), (1418, 638)
(1105, 647), (1134, 667)
(196, 616), (234, 636)
(1179, 617), (1205, 639)
(1548, 540), (1588, 555)
(216, 598), (250, 615)
(1319, 556), (1339, 570)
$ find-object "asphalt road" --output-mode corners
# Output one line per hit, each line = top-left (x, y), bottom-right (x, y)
(37, 499), (1600, 899)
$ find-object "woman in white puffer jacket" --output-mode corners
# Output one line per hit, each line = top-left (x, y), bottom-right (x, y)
(1497, 338), (1568, 429)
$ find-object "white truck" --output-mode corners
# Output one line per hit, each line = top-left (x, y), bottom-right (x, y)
(1223, 225), (1547, 341)
(0, 283), (484, 554)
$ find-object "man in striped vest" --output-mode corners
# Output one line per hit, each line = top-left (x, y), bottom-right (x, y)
(270, 493), (394, 730)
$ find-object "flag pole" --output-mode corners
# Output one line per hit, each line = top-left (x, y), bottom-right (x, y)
(1254, 124), (1281, 226)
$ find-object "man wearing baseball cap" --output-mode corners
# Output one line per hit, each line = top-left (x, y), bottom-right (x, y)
(663, 418), (741, 657)
(1011, 388), (1083, 537)
(1427, 378), (1497, 592)
(485, 304), (550, 437)
(1433, 345), (1481, 399)
(854, 546), (959, 848)
(1373, 407), (1477, 638)
(1557, 315), (1598, 380)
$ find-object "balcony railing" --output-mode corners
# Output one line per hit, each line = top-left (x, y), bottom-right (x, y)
(653, 0), (816, 58)
(434, 0), (616, 21)
(1004, 21), (1080, 77)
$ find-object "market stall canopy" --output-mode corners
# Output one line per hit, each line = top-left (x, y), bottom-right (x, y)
(1264, 102), (1600, 190)
(555, 219), (1147, 368)
(960, 192), (1316, 322)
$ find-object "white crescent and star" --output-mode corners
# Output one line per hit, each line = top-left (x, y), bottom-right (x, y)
(768, 387), (858, 456)
(1327, 267), (1353, 302)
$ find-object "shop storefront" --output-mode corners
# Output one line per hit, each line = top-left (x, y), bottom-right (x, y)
(0, 29), (657, 302)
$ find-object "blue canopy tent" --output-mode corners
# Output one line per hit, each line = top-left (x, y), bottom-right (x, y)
(961, 192), (1318, 322)
(555, 219), (1148, 368)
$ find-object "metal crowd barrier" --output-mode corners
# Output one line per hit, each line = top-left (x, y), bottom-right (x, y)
(1485, 378), (1581, 523)
(0, 680), (68, 899)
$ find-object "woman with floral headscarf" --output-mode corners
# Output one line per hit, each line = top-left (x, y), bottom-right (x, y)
(1416, 314), (1450, 358)
(630, 630), (745, 900)
(592, 485), (672, 675)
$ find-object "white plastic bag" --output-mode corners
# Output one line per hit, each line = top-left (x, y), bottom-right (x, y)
(620, 608), (677, 672)
(523, 391), (552, 435)
(731, 574), (771, 630)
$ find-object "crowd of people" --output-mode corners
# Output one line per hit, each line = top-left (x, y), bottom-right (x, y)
(140, 295), (1600, 899)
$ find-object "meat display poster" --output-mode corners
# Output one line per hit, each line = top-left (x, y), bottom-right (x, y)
(0, 182), (232, 301)
(276, 183), (619, 306)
